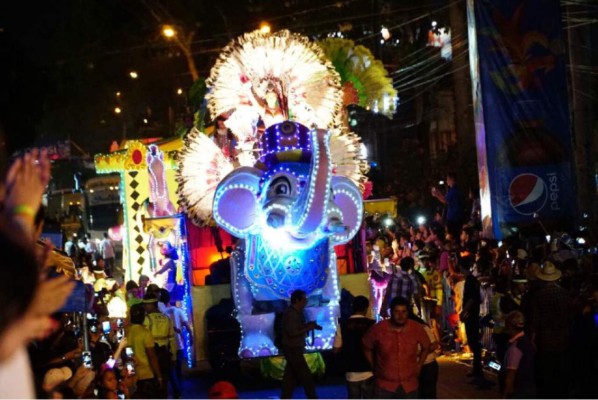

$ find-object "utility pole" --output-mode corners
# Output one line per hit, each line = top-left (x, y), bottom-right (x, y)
(168, 29), (199, 82)
(566, 4), (596, 239)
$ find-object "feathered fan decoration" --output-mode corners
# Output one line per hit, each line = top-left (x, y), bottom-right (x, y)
(329, 127), (370, 192)
(178, 30), (377, 226)
(176, 128), (234, 226)
(317, 38), (398, 118)
(206, 29), (343, 139)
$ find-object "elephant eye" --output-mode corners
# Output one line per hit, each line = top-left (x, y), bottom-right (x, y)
(269, 177), (293, 197)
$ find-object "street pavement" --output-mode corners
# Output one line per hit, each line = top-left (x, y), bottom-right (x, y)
(179, 353), (499, 399)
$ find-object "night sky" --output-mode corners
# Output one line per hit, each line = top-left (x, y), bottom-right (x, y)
(0, 0), (406, 157)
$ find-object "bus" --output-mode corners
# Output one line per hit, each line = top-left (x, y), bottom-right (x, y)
(83, 175), (123, 260)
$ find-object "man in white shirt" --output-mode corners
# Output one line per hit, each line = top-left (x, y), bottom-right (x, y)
(84, 233), (97, 257)
(99, 233), (115, 278)
(64, 235), (77, 259)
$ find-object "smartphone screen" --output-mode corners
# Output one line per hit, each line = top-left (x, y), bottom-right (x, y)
(102, 321), (111, 335)
(488, 361), (501, 371)
(125, 361), (136, 375)
(116, 318), (123, 328)
(82, 351), (93, 369)
(125, 347), (134, 358)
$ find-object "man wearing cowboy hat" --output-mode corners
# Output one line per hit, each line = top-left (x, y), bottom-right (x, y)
(530, 261), (571, 398)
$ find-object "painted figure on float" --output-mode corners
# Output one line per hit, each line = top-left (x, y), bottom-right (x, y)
(142, 144), (180, 289)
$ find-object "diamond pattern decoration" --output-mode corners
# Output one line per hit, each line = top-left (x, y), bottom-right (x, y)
(126, 170), (147, 279)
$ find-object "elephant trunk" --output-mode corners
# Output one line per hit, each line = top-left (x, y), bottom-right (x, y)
(293, 129), (332, 237)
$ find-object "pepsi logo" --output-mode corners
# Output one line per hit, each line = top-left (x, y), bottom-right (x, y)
(509, 173), (548, 215)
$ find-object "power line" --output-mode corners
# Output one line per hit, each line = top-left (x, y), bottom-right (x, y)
(355, 0), (462, 43)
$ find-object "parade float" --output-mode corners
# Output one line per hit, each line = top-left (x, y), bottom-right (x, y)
(94, 138), (197, 364)
(94, 29), (397, 370)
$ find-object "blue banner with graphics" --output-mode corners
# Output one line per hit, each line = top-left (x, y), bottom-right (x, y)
(467, 0), (576, 239)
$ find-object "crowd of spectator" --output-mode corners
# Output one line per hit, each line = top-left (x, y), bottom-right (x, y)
(0, 148), (193, 399)
(352, 173), (598, 398)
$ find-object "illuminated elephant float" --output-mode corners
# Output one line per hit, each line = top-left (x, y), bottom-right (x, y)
(212, 120), (363, 357)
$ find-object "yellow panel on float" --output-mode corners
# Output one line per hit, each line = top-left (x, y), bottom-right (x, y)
(94, 139), (181, 283)
(363, 198), (397, 218)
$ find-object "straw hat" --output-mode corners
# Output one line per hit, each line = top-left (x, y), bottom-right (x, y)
(536, 261), (562, 282)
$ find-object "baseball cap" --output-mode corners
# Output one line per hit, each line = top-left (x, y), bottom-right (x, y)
(142, 293), (158, 304)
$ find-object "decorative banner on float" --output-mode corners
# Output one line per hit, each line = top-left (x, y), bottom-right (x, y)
(467, 0), (576, 239)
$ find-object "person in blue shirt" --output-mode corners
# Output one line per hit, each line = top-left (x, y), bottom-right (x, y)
(431, 173), (464, 239)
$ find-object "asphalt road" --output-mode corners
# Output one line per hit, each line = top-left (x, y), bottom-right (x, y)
(178, 353), (499, 399)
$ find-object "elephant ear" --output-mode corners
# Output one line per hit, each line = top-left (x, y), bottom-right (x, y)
(330, 176), (364, 245)
(213, 167), (263, 237)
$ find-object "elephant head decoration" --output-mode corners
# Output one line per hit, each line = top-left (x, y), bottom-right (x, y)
(213, 121), (363, 357)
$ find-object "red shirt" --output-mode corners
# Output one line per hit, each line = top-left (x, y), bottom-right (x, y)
(362, 319), (430, 393)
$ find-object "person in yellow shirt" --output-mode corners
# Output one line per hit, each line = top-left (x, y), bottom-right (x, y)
(418, 251), (443, 345)
(125, 303), (162, 398)
(143, 293), (176, 398)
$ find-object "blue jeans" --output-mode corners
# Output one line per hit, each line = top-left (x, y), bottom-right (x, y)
(347, 376), (375, 399)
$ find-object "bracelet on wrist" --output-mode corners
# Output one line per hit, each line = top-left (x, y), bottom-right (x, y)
(12, 204), (36, 219)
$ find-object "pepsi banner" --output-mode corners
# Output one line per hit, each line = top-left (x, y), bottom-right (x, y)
(467, 0), (576, 239)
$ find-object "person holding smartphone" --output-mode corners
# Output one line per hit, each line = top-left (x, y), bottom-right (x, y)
(125, 304), (162, 399)
(431, 173), (464, 239)
(88, 322), (113, 371)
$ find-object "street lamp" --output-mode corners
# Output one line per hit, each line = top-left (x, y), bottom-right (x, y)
(114, 107), (122, 114)
(259, 22), (271, 34)
(162, 25), (176, 38)
(129, 71), (138, 79)
(177, 88), (183, 95)
(381, 26), (391, 41)
(160, 24), (199, 81)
